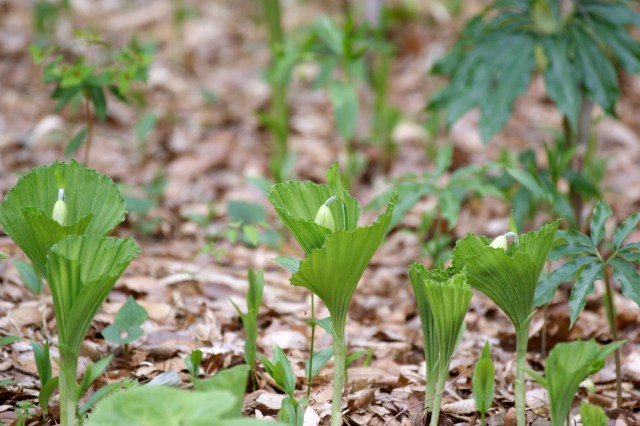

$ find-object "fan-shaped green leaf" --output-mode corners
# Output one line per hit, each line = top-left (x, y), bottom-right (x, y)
(290, 194), (396, 337)
(408, 263), (439, 384)
(0, 161), (126, 275)
(268, 181), (360, 254)
(46, 235), (139, 357)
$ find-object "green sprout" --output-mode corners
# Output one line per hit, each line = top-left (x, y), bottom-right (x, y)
(409, 263), (472, 425)
(32, 341), (58, 419)
(579, 402), (608, 426)
(536, 201), (640, 408)
(0, 161), (139, 426)
(102, 296), (148, 356)
(269, 163), (397, 426)
(473, 342), (495, 426)
(261, 346), (305, 425)
(525, 340), (622, 426)
(230, 268), (264, 387)
(452, 221), (558, 426)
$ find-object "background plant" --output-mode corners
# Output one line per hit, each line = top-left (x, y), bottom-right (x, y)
(230, 268), (264, 388)
(525, 340), (622, 426)
(102, 296), (148, 357)
(535, 201), (640, 408)
(452, 222), (558, 426)
(473, 342), (495, 426)
(261, 346), (305, 425)
(579, 402), (608, 426)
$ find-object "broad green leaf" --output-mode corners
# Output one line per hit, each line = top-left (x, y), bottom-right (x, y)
(268, 181), (360, 255)
(79, 379), (135, 416)
(534, 256), (594, 306)
(329, 80), (359, 142)
(542, 36), (579, 128)
(308, 317), (333, 335)
(473, 342), (495, 417)
(579, 402), (608, 426)
(589, 201), (612, 247)
(102, 296), (148, 345)
(569, 260), (604, 326)
(87, 387), (240, 425)
(304, 347), (333, 379)
(610, 257), (640, 307)
(196, 365), (250, 418)
(46, 235), (140, 358)
(613, 212), (640, 249)
(452, 222), (558, 330)
(0, 161), (127, 275)
(14, 259), (44, 294)
(290, 194), (397, 338)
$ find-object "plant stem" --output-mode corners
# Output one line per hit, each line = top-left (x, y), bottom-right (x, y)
(330, 332), (346, 426)
(429, 366), (447, 426)
(58, 352), (78, 426)
(306, 293), (316, 400)
(83, 95), (94, 167)
(602, 264), (622, 408)
(515, 323), (530, 426)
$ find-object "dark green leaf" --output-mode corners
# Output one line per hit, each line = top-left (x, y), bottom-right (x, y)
(542, 36), (580, 128)
(535, 256), (594, 306)
(184, 349), (202, 378)
(102, 296), (148, 345)
(610, 257), (640, 307)
(589, 201), (612, 247)
(569, 261), (604, 325)
(88, 86), (107, 121)
(613, 212), (640, 249)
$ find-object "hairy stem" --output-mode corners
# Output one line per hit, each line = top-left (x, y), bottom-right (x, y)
(306, 293), (316, 399)
(602, 264), (622, 408)
(515, 323), (530, 426)
(58, 351), (78, 426)
(330, 332), (346, 426)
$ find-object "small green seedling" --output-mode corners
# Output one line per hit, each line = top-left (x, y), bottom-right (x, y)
(261, 346), (305, 426)
(269, 163), (397, 426)
(409, 263), (472, 426)
(452, 221), (558, 426)
(30, 36), (153, 163)
(230, 269), (264, 387)
(536, 201), (640, 408)
(525, 340), (622, 426)
(473, 342), (495, 426)
(102, 296), (148, 356)
(15, 401), (36, 426)
(184, 349), (203, 386)
(32, 341), (59, 419)
(0, 161), (139, 426)
(579, 402), (608, 426)
(88, 365), (269, 425)
(14, 259), (44, 294)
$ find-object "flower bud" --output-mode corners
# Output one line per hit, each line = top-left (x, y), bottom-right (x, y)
(52, 188), (68, 226)
(314, 204), (335, 232)
(489, 235), (508, 251)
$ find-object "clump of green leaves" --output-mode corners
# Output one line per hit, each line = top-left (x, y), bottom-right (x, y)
(230, 269), (264, 387)
(102, 296), (148, 355)
(261, 346), (306, 425)
(473, 342), (495, 426)
(579, 402), (608, 426)
(269, 163), (397, 426)
(536, 201), (640, 407)
(409, 263), (472, 425)
(30, 35), (153, 162)
(452, 221), (558, 426)
(525, 340), (622, 426)
(0, 161), (139, 426)
(429, 0), (640, 142)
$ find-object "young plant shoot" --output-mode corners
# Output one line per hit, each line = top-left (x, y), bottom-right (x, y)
(525, 340), (622, 426)
(473, 342), (495, 426)
(269, 163), (397, 426)
(230, 268), (264, 387)
(536, 201), (640, 408)
(0, 161), (139, 426)
(261, 346), (305, 425)
(452, 221), (558, 426)
(409, 263), (471, 425)
(579, 402), (608, 426)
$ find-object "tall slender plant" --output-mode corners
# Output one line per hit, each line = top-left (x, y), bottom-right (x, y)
(452, 222), (558, 425)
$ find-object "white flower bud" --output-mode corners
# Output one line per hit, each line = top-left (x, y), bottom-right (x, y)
(489, 235), (508, 251)
(52, 188), (68, 226)
(314, 204), (335, 232)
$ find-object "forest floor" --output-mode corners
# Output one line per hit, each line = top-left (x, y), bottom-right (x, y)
(1, 0), (640, 425)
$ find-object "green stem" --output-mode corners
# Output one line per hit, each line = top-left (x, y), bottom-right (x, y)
(429, 366), (447, 426)
(515, 324), (530, 426)
(424, 364), (437, 411)
(58, 352), (78, 426)
(602, 264), (622, 408)
(306, 293), (316, 400)
(480, 412), (486, 426)
(330, 332), (346, 426)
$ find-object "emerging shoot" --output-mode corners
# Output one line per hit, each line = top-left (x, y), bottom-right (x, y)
(52, 189), (67, 226)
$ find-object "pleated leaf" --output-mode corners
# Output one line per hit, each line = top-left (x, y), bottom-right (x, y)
(424, 272), (472, 369)
(0, 161), (126, 275)
(268, 181), (360, 255)
(408, 263), (439, 377)
(290, 194), (397, 336)
(452, 222), (558, 330)
(46, 235), (139, 357)
(527, 340), (622, 426)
